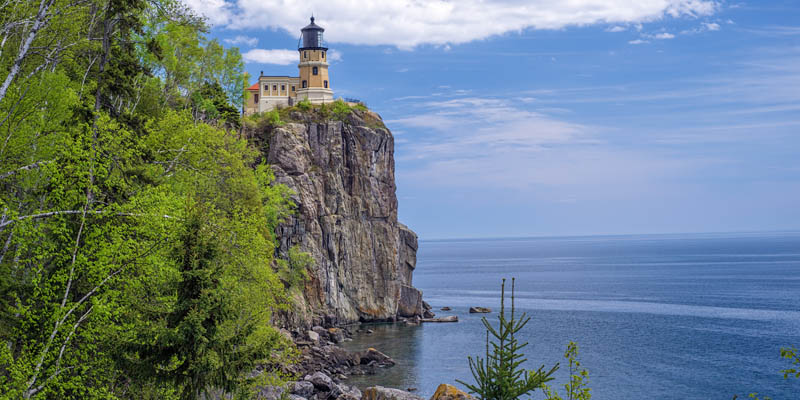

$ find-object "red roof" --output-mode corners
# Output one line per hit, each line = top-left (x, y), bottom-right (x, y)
(247, 82), (259, 91)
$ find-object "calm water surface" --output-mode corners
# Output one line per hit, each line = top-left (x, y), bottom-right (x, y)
(341, 232), (800, 399)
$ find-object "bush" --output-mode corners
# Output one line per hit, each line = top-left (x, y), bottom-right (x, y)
(543, 342), (591, 400)
(296, 98), (312, 111)
(331, 99), (352, 120)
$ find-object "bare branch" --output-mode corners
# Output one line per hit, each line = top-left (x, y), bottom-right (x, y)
(0, 210), (178, 229)
(0, 160), (52, 180)
(0, 0), (57, 105)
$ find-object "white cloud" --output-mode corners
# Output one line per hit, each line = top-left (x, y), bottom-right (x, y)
(629, 39), (650, 44)
(184, 0), (720, 48)
(704, 22), (720, 31)
(184, 0), (233, 25)
(387, 96), (699, 190)
(328, 50), (343, 62)
(223, 35), (258, 47)
(241, 48), (297, 65)
(652, 32), (676, 39)
(606, 26), (626, 32)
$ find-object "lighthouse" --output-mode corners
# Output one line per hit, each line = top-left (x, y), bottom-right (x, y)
(244, 17), (335, 114)
(296, 17), (333, 104)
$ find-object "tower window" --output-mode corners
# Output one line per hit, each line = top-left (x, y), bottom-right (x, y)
(302, 80), (307, 88)
(322, 51), (325, 58)
(273, 85), (277, 91)
(304, 51), (308, 59)
(324, 80), (328, 88)
(312, 66), (318, 75)
(292, 86), (295, 91)
(264, 85), (268, 91)
(281, 84), (285, 91)
(254, 94), (259, 103)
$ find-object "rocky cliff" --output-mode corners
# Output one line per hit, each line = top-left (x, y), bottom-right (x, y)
(252, 108), (423, 327)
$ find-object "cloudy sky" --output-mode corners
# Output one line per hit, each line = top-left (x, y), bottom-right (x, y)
(187, 0), (800, 239)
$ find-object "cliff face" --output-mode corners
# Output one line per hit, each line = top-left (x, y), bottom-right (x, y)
(256, 109), (423, 327)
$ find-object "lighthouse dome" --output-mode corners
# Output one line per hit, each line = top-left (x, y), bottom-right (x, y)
(299, 17), (326, 50)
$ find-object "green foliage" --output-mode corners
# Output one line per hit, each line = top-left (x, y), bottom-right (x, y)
(781, 346), (799, 379)
(0, 1), (295, 398)
(543, 342), (591, 400)
(331, 99), (352, 120)
(276, 246), (313, 290)
(296, 98), (312, 111)
(457, 278), (559, 400)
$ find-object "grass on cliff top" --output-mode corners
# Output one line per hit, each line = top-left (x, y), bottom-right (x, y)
(243, 99), (385, 131)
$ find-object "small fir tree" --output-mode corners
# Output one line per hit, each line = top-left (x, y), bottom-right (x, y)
(457, 278), (559, 399)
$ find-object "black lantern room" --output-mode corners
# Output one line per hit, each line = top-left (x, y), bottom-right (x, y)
(298, 16), (327, 50)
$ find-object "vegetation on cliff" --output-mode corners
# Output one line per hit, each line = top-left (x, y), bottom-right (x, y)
(0, 1), (297, 398)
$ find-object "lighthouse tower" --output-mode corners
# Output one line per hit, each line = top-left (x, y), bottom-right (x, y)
(296, 17), (333, 104)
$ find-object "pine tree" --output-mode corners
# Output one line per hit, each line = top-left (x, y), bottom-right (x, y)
(457, 278), (559, 400)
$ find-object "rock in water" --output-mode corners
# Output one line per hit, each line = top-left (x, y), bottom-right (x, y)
(430, 384), (475, 400)
(362, 386), (425, 400)
(421, 316), (458, 323)
(360, 347), (396, 366)
(468, 307), (491, 313)
(255, 109), (425, 326)
(440, 307), (452, 311)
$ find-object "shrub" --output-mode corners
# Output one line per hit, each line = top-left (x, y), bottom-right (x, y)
(543, 342), (591, 400)
(296, 98), (312, 111)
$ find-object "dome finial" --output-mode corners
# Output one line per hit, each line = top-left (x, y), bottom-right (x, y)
(310, 15), (315, 23)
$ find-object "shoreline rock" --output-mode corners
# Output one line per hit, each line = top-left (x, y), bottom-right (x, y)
(421, 316), (458, 323)
(468, 307), (491, 314)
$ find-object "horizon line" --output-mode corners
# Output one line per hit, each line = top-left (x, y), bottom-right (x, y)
(419, 229), (800, 242)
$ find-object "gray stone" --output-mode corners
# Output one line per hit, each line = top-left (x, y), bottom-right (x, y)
(292, 380), (315, 397)
(305, 371), (334, 392)
(469, 307), (492, 313)
(421, 315), (458, 323)
(360, 348), (395, 366)
(362, 386), (424, 400)
(307, 330), (320, 342)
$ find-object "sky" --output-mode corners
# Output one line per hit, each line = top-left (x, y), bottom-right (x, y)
(185, 0), (800, 239)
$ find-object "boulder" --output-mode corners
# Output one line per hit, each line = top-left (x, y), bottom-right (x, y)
(430, 384), (475, 400)
(360, 348), (395, 366)
(362, 386), (425, 400)
(327, 327), (345, 344)
(292, 380), (315, 397)
(307, 330), (320, 342)
(421, 316), (458, 323)
(338, 384), (362, 400)
(256, 385), (285, 400)
(397, 284), (424, 318)
(305, 372), (334, 392)
(423, 309), (435, 319)
(440, 307), (452, 311)
(468, 307), (491, 313)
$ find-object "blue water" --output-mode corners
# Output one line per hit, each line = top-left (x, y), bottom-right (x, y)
(342, 232), (800, 399)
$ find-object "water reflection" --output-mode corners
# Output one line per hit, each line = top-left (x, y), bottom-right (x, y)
(340, 322), (424, 393)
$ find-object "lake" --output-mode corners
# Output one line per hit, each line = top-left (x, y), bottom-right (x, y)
(341, 232), (800, 399)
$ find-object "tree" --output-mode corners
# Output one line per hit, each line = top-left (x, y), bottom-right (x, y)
(457, 278), (559, 399)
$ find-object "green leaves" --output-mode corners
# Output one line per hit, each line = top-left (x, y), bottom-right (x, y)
(0, 1), (293, 398)
(543, 342), (591, 400)
(781, 346), (799, 380)
(457, 278), (559, 400)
